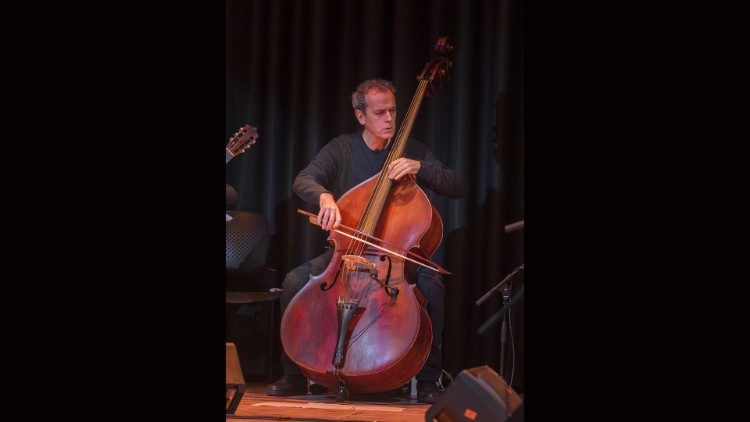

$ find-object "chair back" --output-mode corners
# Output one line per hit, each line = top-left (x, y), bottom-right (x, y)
(226, 210), (270, 272)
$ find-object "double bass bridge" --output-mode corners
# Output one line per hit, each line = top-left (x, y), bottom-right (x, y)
(341, 254), (378, 277)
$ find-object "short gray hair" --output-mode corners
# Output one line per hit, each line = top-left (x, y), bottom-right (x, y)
(351, 79), (396, 112)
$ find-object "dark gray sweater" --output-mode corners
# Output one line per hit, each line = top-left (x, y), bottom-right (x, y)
(293, 132), (465, 205)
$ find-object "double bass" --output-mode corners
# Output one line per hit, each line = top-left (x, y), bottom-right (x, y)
(280, 36), (455, 399)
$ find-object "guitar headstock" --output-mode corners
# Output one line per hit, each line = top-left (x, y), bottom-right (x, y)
(226, 124), (259, 158)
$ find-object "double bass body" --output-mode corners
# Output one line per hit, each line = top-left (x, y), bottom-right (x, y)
(280, 36), (454, 394)
(280, 173), (439, 392)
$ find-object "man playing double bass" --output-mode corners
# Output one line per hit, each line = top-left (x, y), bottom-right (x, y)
(267, 79), (465, 404)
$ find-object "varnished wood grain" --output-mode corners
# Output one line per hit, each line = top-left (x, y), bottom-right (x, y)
(228, 383), (431, 421)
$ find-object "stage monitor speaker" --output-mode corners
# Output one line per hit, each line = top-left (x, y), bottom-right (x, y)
(226, 342), (246, 415)
(425, 366), (523, 422)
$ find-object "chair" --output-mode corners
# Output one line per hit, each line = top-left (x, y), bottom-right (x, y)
(226, 210), (273, 284)
(225, 210), (279, 414)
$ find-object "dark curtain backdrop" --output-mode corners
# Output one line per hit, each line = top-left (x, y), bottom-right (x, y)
(226, 0), (524, 392)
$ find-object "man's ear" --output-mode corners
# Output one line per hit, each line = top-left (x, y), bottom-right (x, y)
(354, 109), (365, 125)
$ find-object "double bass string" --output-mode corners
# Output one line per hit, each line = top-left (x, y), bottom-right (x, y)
(346, 80), (431, 300)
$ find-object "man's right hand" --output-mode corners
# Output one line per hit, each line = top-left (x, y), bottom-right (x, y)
(318, 192), (341, 231)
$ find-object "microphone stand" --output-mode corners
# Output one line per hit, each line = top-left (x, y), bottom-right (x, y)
(475, 264), (524, 307)
(498, 283), (511, 379)
(475, 219), (524, 378)
(475, 264), (524, 379)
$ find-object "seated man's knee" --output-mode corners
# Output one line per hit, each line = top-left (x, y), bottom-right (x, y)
(282, 271), (301, 290)
(418, 272), (445, 293)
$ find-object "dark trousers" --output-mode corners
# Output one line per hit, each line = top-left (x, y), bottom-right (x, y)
(278, 249), (445, 382)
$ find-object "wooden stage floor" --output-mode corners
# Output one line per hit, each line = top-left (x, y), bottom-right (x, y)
(227, 383), (431, 421)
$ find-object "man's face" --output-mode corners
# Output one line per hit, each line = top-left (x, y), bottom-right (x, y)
(355, 89), (397, 140)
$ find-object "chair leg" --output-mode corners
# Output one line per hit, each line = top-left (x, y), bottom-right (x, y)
(226, 342), (246, 415)
(226, 384), (245, 415)
(267, 268), (279, 382)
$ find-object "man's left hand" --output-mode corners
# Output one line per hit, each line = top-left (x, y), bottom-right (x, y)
(387, 158), (421, 180)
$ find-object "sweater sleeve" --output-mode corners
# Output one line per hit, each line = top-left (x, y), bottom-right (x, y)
(292, 141), (340, 205)
(415, 147), (466, 199)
